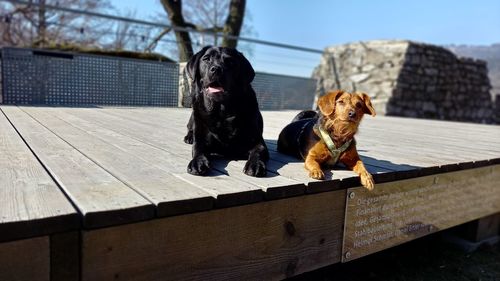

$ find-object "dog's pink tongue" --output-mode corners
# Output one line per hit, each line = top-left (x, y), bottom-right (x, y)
(207, 86), (224, 94)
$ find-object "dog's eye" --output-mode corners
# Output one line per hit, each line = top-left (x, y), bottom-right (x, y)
(202, 55), (210, 62)
(356, 102), (362, 108)
(337, 100), (344, 105)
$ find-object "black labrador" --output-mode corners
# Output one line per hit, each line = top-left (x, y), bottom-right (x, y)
(184, 46), (269, 177)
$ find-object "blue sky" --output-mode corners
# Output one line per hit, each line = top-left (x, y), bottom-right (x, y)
(111, 0), (500, 76)
(248, 0), (500, 47)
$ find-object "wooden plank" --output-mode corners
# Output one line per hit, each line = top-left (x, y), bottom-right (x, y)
(59, 107), (306, 200)
(357, 126), (500, 156)
(38, 107), (267, 207)
(359, 117), (500, 149)
(261, 111), (500, 154)
(359, 119), (500, 145)
(97, 108), (416, 192)
(356, 138), (483, 166)
(210, 159), (306, 199)
(262, 113), (410, 191)
(101, 108), (500, 188)
(141, 108), (377, 191)
(262, 112), (422, 169)
(20, 107), (217, 216)
(355, 119), (500, 167)
(50, 231), (80, 281)
(342, 165), (500, 262)
(80, 108), (305, 199)
(0, 236), (50, 281)
(96, 108), (381, 188)
(263, 110), (500, 160)
(100, 108), (399, 180)
(266, 140), (397, 174)
(461, 213), (500, 242)
(0, 107), (78, 242)
(369, 115), (500, 133)
(82, 189), (346, 281)
(2, 106), (155, 228)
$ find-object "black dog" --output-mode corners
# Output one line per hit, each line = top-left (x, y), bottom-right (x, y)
(184, 46), (268, 177)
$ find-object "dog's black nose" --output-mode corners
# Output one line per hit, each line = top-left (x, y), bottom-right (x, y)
(348, 110), (356, 118)
(210, 66), (221, 74)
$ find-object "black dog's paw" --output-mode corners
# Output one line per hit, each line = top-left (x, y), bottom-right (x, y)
(244, 159), (267, 177)
(184, 131), (193, 144)
(187, 155), (210, 176)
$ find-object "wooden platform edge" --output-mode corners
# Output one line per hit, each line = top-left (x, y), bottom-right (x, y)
(81, 189), (347, 281)
(0, 236), (50, 281)
(305, 158), (500, 194)
(1, 165), (499, 281)
(0, 231), (81, 281)
(80, 163), (500, 280)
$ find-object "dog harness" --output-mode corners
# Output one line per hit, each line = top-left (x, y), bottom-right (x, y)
(313, 123), (352, 164)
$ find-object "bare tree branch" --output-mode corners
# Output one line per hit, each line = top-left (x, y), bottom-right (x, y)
(157, 0), (250, 60)
(145, 27), (172, 52)
(160, 0), (194, 62)
(0, 0), (114, 48)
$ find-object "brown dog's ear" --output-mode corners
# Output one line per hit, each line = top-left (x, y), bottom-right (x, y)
(318, 90), (344, 116)
(358, 92), (376, 116)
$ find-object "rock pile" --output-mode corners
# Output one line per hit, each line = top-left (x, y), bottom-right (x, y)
(313, 40), (495, 123)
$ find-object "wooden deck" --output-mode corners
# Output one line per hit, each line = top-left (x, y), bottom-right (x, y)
(1, 106), (499, 281)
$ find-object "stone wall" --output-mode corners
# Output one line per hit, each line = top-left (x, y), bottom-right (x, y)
(313, 40), (495, 123)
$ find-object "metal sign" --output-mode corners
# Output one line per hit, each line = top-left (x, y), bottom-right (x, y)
(342, 165), (500, 262)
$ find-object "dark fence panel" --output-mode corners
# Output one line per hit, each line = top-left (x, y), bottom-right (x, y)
(0, 48), (179, 106)
(0, 53), (3, 104)
(253, 72), (316, 110)
(0, 48), (317, 110)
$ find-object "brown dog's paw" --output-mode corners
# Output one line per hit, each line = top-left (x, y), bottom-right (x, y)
(309, 169), (325, 180)
(360, 172), (375, 190)
(187, 155), (210, 176)
(244, 159), (267, 177)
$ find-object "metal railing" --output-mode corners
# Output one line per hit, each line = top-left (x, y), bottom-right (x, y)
(0, 0), (326, 109)
(3, 0), (324, 54)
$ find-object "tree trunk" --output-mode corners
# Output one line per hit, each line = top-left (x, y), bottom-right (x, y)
(37, 0), (47, 47)
(160, 0), (194, 62)
(221, 0), (245, 49)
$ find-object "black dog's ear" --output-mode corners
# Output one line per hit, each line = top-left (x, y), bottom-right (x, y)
(186, 46), (212, 80)
(237, 51), (255, 84)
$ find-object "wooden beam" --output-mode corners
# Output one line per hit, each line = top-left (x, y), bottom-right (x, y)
(81, 190), (346, 281)
(461, 213), (500, 242)
(0, 237), (50, 281)
(51, 231), (81, 281)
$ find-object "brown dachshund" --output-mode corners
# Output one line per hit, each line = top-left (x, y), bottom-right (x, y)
(277, 90), (376, 190)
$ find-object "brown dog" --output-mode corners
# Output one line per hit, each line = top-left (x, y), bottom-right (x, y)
(277, 90), (376, 190)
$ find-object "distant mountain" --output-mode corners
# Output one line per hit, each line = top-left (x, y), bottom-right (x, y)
(446, 44), (500, 99)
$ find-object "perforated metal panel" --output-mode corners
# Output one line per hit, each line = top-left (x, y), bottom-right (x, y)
(0, 54), (3, 104)
(1, 48), (179, 106)
(253, 72), (316, 110)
